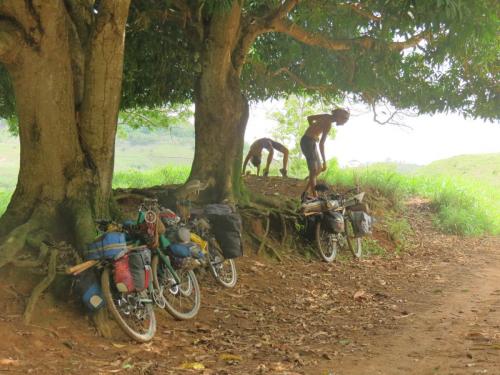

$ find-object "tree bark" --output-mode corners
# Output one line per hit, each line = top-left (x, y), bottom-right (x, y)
(188, 2), (249, 203)
(0, 0), (130, 258)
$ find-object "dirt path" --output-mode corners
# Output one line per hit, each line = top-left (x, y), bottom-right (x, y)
(0, 193), (499, 374)
(332, 240), (500, 375)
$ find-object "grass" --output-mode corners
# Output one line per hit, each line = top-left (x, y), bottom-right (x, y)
(323, 163), (500, 236)
(113, 165), (190, 188)
(417, 153), (500, 189)
(0, 190), (12, 217)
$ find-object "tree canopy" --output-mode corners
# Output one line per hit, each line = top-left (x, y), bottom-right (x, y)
(123, 0), (499, 120)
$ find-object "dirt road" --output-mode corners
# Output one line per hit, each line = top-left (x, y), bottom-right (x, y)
(331, 239), (500, 375)
(0, 195), (499, 374)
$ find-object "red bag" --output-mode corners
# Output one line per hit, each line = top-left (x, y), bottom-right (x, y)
(113, 255), (134, 293)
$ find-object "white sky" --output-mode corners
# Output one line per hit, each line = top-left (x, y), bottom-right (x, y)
(245, 101), (500, 167)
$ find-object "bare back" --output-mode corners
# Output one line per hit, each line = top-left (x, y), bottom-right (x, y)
(304, 114), (334, 141)
(249, 138), (273, 155)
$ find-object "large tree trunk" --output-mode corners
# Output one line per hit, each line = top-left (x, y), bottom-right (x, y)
(189, 2), (249, 203)
(0, 1), (130, 263)
(190, 78), (249, 202)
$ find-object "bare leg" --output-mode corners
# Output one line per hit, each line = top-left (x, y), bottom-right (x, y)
(263, 149), (273, 177)
(280, 149), (289, 177)
(303, 166), (318, 197)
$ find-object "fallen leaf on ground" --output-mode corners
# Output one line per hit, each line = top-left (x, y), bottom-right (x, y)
(219, 353), (242, 362)
(179, 362), (205, 370)
(353, 290), (367, 300)
(0, 359), (20, 366)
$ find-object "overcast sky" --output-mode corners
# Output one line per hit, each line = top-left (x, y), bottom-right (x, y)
(245, 101), (500, 167)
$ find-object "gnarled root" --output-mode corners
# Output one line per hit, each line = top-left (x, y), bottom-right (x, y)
(23, 247), (58, 324)
(0, 220), (38, 269)
(92, 309), (113, 338)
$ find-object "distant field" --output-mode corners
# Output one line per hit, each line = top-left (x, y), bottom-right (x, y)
(0, 132), (19, 190)
(416, 154), (500, 189)
(0, 129), (195, 190)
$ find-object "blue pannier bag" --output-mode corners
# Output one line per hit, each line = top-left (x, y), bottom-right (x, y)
(76, 268), (105, 312)
(86, 232), (127, 260)
(169, 242), (205, 260)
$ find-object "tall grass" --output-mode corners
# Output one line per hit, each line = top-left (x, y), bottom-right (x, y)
(323, 163), (500, 236)
(113, 165), (190, 188)
(1, 159), (499, 237)
(0, 190), (12, 217)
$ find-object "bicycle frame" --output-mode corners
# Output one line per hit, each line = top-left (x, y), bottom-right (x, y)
(135, 206), (182, 285)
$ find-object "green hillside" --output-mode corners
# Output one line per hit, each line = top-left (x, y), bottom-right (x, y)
(416, 154), (500, 189)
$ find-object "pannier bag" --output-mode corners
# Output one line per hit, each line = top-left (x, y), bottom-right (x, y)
(128, 249), (152, 292)
(204, 204), (243, 259)
(113, 249), (152, 293)
(323, 211), (345, 234)
(169, 242), (204, 259)
(350, 211), (374, 237)
(113, 254), (135, 293)
(76, 268), (105, 311)
(86, 232), (127, 260)
(168, 242), (205, 270)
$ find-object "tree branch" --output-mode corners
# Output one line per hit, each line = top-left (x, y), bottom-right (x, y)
(339, 3), (381, 22)
(370, 102), (415, 128)
(63, 0), (94, 47)
(272, 19), (429, 52)
(264, 0), (301, 24)
(0, 18), (24, 64)
(271, 67), (335, 93)
(234, 0), (301, 73)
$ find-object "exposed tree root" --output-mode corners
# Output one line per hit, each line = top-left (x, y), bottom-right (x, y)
(239, 191), (307, 261)
(247, 231), (283, 262)
(114, 192), (152, 202)
(0, 220), (37, 269)
(258, 216), (271, 255)
(92, 309), (113, 338)
(279, 213), (287, 246)
(12, 243), (50, 268)
(23, 248), (58, 324)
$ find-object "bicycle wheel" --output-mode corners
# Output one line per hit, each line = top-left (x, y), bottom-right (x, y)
(208, 241), (237, 288)
(151, 255), (201, 320)
(345, 218), (362, 258)
(314, 221), (338, 262)
(100, 268), (156, 343)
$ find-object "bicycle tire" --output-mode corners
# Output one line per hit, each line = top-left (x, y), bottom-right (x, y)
(208, 241), (237, 288)
(314, 221), (338, 262)
(151, 255), (201, 320)
(100, 267), (156, 343)
(345, 218), (362, 258)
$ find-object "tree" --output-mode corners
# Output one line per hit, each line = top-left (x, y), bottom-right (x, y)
(124, 0), (499, 202)
(0, 1), (130, 263)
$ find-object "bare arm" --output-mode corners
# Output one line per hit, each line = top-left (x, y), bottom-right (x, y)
(319, 124), (331, 169)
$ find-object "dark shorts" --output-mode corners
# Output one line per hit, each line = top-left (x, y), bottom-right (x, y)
(300, 135), (320, 172)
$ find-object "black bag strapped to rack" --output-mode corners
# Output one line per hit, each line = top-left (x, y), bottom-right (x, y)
(350, 211), (374, 237)
(127, 248), (152, 292)
(322, 211), (345, 234)
(204, 204), (243, 259)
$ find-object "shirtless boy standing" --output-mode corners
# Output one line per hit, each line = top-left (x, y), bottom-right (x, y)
(242, 138), (289, 177)
(300, 108), (350, 196)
